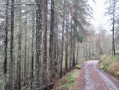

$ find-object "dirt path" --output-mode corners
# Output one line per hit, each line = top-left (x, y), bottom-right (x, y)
(75, 60), (119, 90)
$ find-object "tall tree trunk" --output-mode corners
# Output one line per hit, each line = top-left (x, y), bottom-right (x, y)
(70, 21), (73, 69)
(4, 0), (9, 89)
(4, 0), (9, 75)
(17, 0), (22, 89)
(30, 11), (35, 90)
(9, 0), (15, 89)
(60, 15), (64, 77)
(73, 38), (75, 67)
(48, 0), (54, 82)
(24, 17), (27, 85)
(53, 12), (59, 76)
(35, 0), (43, 89)
(42, 0), (48, 87)
(112, 0), (116, 56)
(76, 43), (79, 65)
(65, 21), (68, 72)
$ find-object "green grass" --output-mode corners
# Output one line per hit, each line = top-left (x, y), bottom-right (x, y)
(58, 69), (79, 90)
(99, 55), (119, 71)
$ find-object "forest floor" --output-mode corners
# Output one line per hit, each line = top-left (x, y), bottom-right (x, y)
(75, 60), (119, 90)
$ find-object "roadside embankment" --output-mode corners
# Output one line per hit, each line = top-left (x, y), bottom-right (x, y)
(53, 69), (80, 90)
(99, 55), (119, 79)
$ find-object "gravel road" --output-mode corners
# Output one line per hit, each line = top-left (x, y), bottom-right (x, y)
(75, 60), (119, 90)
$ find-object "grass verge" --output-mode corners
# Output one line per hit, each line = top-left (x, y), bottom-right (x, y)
(54, 69), (79, 90)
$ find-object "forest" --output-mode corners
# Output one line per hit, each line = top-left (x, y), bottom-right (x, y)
(0, 0), (119, 90)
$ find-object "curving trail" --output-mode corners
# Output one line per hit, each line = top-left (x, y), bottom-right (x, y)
(75, 60), (119, 90)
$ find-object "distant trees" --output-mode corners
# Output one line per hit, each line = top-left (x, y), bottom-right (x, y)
(106, 0), (119, 55)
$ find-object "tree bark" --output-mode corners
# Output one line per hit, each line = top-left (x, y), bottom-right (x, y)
(65, 21), (68, 72)
(9, 0), (15, 89)
(4, 0), (9, 89)
(4, 0), (9, 75)
(48, 0), (54, 82)
(24, 17), (27, 85)
(42, 0), (48, 87)
(60, 15), (64, 77)
(17, 0), (22, 89)
(70, 21), (73, 69)
(112, 0), (116, 56)
(35, 0), (43, 89)
(30, 11), (35, 90)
